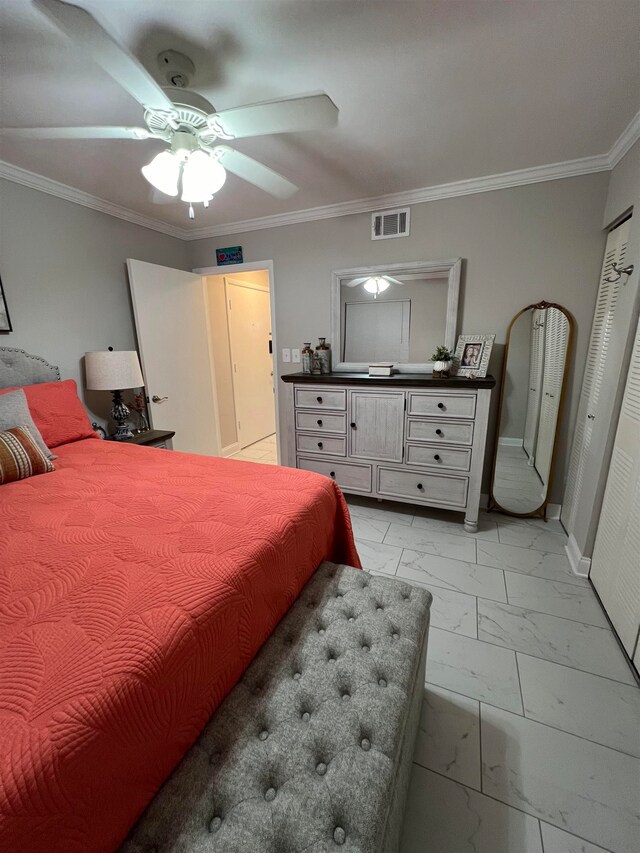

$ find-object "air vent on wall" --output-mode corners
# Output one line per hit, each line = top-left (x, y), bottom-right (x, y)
(371, 207), (410, 240)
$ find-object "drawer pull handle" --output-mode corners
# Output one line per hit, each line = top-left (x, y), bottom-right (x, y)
(437, 402), (445, 410)
(350, 422), (357, 429)
(317, 419), (323, 426)
(318, 442), (323, 449)
(417, 483), (424, 490)
(436, 429), (443, 436)
(434, 454), (441, 461)
(329, 471), (336, 478)
(317, 396), (323, 403)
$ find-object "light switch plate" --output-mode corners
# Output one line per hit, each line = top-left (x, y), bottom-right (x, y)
(282, 348), (291, 363)
(291, 348), (301, 363)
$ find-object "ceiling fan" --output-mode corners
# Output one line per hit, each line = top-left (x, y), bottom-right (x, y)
(3, 0), (339, 218)
(346, 275), (404, 298)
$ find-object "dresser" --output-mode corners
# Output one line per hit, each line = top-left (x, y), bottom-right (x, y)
(281, 373), (495, 531)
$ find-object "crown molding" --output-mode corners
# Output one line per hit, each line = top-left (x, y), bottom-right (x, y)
(2, 113), (637, 243)
(608, 109), (640, 168)
(0, 160), (189, 240)
(184, 153), (611, 240)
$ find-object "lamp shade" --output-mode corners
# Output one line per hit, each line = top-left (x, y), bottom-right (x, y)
(141, 150), (180, 197)
(85, 350), (144, 391)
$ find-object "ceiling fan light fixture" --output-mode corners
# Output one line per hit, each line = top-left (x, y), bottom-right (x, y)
(180, 150), (226, 203)
(141, 150), (180, 196)
(363, 276), (391, 296)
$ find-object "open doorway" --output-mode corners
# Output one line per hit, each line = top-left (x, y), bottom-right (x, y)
(204, 268), (277, 463)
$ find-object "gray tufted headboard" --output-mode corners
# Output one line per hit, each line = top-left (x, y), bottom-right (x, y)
(0, 347), (61, 390)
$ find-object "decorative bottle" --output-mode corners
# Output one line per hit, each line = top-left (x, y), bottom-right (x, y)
(301, 342), (313, 374)
(316, 337), (332, 374)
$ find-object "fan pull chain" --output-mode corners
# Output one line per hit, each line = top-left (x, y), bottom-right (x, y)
(203, 200), (209, 208)
(188, 204), (195, 220)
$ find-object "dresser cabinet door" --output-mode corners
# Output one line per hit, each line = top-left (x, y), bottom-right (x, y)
(349, 391), (405, 462)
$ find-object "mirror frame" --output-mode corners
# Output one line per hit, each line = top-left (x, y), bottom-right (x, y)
(488, 300), (574, 519)
(331, 258), (461, 372)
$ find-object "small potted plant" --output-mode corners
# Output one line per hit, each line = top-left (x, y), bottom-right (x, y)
(431, 345), (453, 377)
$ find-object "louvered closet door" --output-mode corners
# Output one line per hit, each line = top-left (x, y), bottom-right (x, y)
(590, 314), (640, 657)
(524, 309), (546, 460)
(561, 218), (631, 533)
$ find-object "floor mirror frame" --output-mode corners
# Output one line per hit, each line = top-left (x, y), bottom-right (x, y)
(488, 299), (575, 520)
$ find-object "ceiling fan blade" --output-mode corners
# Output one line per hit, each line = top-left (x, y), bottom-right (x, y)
(33, 0), (175, 112)
(212, 94), (338, 139)
(0, 126), (152, 139)
(214, 146), (297, 198)
(346, 278), (369, 287)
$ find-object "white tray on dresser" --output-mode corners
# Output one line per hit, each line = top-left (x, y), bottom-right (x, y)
(281, 372), (496, 532)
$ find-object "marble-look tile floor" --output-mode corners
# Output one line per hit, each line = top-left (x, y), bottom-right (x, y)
(345, 495), (640, 853)
(493, 444), (546, 514)
(229, 433), (277, 465)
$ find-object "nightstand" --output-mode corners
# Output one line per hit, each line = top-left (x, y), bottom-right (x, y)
(109, 429), (175, 449)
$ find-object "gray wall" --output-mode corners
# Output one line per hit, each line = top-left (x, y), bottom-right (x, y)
(0, 179), (188, 422)
(188, 172), (610, 503)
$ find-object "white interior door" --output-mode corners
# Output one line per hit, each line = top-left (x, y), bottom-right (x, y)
(524, 309), (545, 461)
(343, 300), (410, 363)
(561, 218), (631, 540)
(590, 314), (640, 657)
(226, 278), (275, 448)
(127, 259), (219, 456)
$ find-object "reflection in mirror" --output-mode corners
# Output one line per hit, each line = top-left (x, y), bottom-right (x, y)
(340, 275), (448, 363)
(490, 302), (573, 517)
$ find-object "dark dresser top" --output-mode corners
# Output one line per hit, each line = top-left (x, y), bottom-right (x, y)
(281, 372), (496, 389)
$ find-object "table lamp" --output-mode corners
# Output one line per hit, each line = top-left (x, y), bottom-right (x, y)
(85, 348), (144, 440)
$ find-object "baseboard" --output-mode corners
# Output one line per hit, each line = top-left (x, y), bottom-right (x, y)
(565, 533), (591, 578)
(498, 437), (524, 447)
(221, 442), (240, 458)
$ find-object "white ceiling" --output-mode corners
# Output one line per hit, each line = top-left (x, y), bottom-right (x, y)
(1, 0), (639, 231)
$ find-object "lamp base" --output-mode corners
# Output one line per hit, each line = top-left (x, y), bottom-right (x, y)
(111, 390), (134, 440)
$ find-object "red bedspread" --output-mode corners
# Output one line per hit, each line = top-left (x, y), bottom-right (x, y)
(0, 439), (359, 852)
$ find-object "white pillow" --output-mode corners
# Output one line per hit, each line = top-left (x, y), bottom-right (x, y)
(0, 389), (56, 459)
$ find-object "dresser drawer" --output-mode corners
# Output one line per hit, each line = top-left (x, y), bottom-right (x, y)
(295, 411), (347, 434)
(298, 456), (372, 493)
(406, 443), (472, 472)
(408, 392), (476, 419)
(406, 418), (474, 446)
(295, 387), (346, 410)
(377, 467), (468, 508)
(296, 433), (346, 456)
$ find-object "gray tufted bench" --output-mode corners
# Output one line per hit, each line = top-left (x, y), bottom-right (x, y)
(120, 561), (432, 853)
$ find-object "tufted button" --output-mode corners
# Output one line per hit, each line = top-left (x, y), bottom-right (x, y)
(259, 730), (269, 741)
(328, 654), (336, 663)
(348, 616), (355, 623)
(265, 787), (276, 802)
(376, 606), (383, 612)
(208, 816), (222, 833)
(302, 711), (311, 722)
(307, 601), (315, 609)
(361, 644), (370, 652)
(316, 762), (327, 776)
(253, 685), (262, 695)
(392, 632), (399, 640)
(378, 678), (387, 688)
(342, 692), (350, 701)
(318, 627), (325, 635)
(336, 593), (343, 599)
(361, 738), (371, 751)
(293, 671), (302, 680)
(334, 826), (346, 845)
(209, 751), (220, 765)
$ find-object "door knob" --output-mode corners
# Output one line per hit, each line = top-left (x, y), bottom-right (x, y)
(152, 395), (168, 403)
(587, 414), (595, 420)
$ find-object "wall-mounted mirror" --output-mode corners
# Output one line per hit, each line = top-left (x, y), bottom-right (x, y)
(490, 301), (573, 518)
(331, 259), (461, 372)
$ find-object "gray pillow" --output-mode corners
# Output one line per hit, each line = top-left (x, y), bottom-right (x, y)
(0, 389), (56, 460)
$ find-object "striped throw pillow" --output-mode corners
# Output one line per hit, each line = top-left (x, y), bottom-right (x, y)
(0, 426), (55, 485)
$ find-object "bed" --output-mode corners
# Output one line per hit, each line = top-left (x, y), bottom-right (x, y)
(0, 348), (360, 853)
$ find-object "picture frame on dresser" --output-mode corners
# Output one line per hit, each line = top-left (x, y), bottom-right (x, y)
(453, 333), (495, 377)
(0, 275), (12, 333)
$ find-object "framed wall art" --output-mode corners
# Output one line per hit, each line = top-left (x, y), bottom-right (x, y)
(453, 333), (495, 377)
(0, 275), (12, 333)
